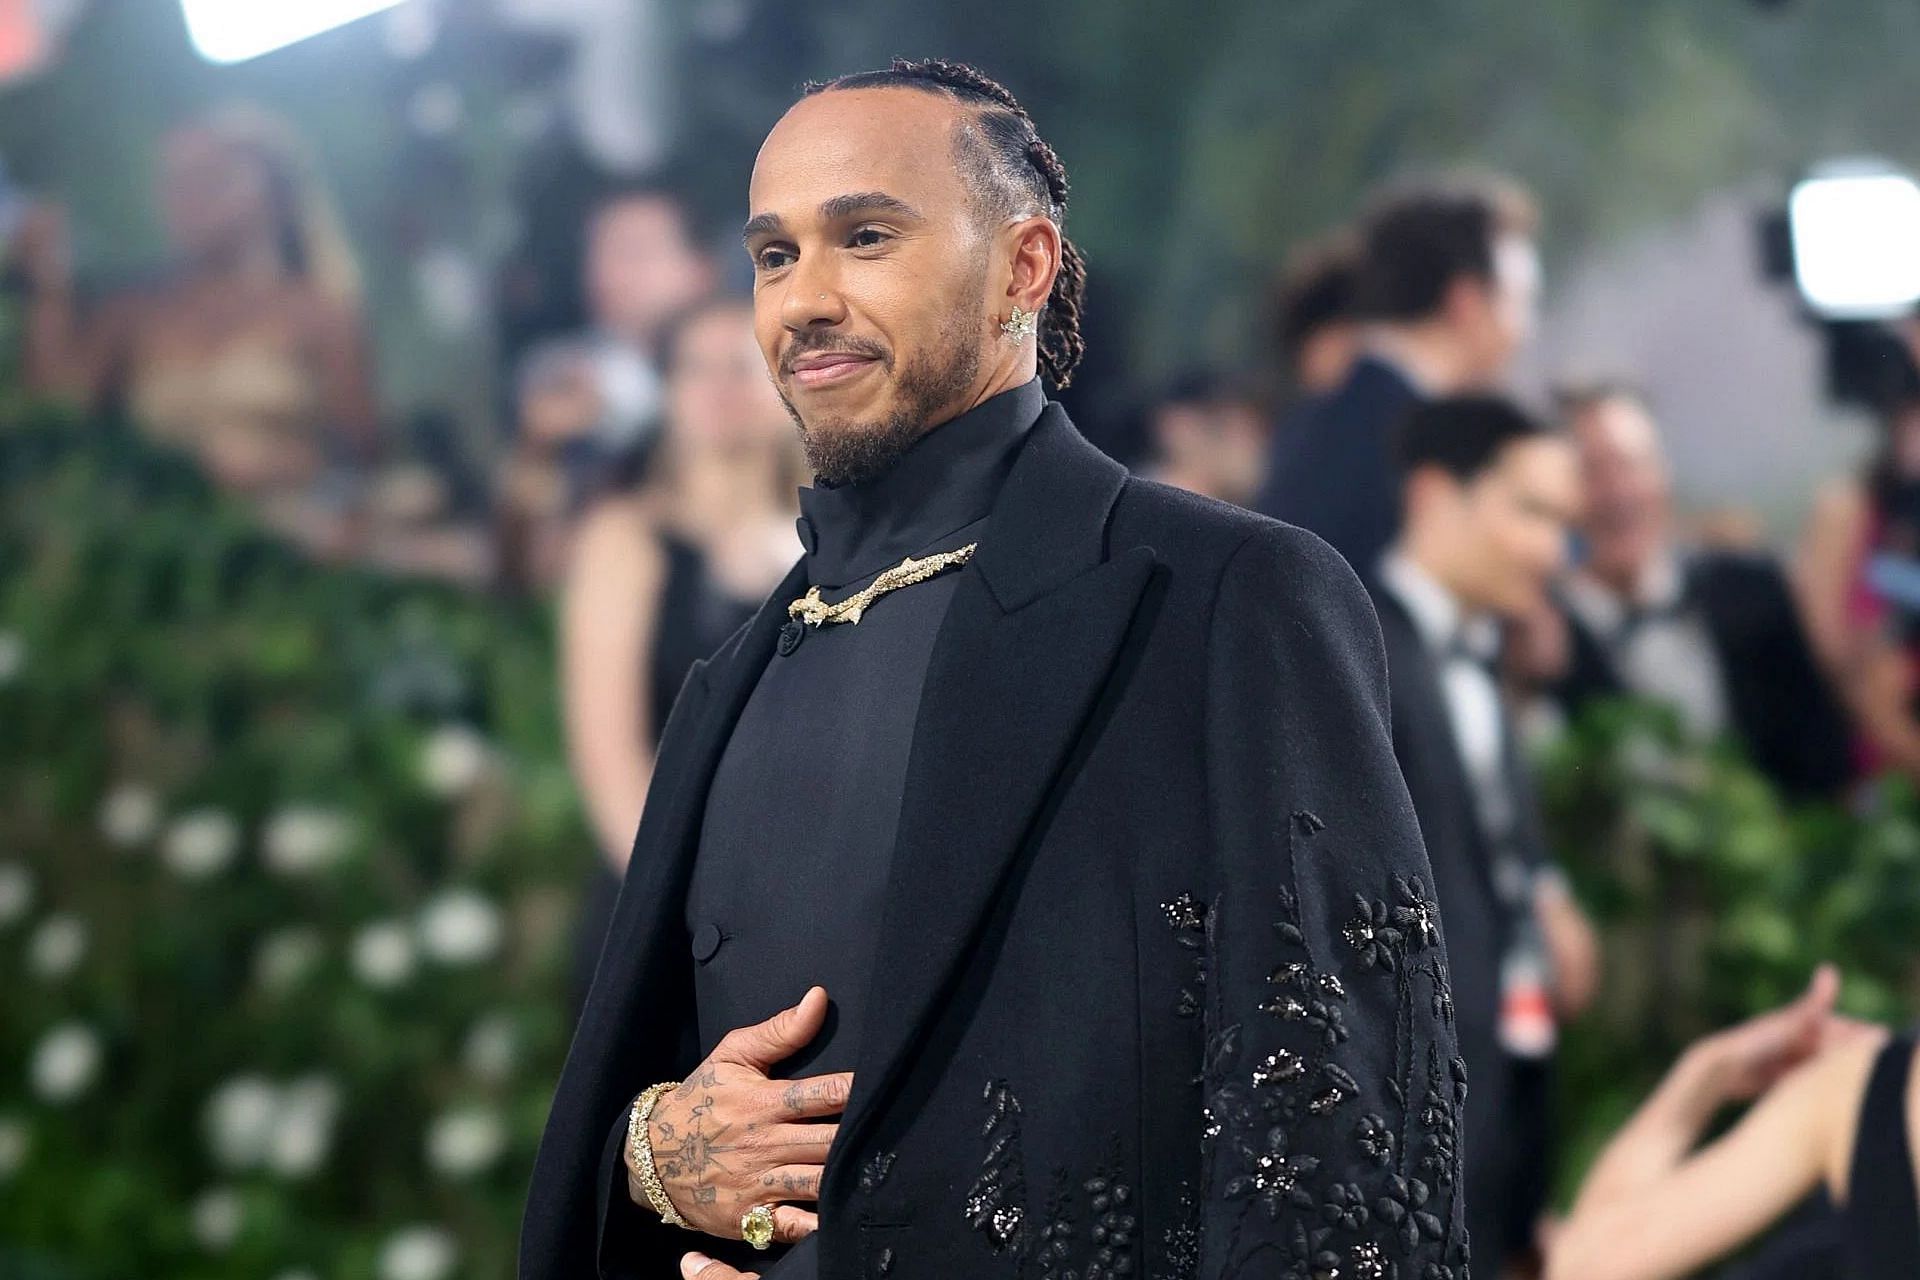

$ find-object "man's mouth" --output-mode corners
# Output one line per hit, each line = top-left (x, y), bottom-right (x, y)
(787, 351), (880, 389)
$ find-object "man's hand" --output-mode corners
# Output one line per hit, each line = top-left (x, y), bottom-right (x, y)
(680, 1252), (755, 1280)
(633, 986), (850, 1246)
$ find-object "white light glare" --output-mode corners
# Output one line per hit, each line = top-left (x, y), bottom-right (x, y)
(181, 0), (410, 64)
(1788, 169), (1920, 320)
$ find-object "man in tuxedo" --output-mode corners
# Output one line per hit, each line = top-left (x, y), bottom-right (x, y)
(1370, 397), (1592, 1275)
(1255, 177), (1541, 578)
(521, 59), (1467, 1280)
(1551, 382), (1852, 797)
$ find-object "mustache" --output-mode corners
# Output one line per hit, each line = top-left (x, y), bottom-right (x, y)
(778, 332), (892, 378)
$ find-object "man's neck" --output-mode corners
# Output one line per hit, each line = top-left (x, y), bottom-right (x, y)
(1361, 325), (1476, 397)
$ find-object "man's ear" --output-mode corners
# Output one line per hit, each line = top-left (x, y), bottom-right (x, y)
(1440, 272), (1492, 331)
(1003, 215), (1060, 313)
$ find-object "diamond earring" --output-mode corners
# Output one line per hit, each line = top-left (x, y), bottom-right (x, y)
(1000, 304), (1038, 341)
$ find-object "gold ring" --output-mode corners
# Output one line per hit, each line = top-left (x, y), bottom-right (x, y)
(741, 1204), (776, 1250)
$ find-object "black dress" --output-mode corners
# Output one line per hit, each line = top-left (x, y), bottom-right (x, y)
(570, 532), (758, 1008)
(1844, 1034), (1920, 1278)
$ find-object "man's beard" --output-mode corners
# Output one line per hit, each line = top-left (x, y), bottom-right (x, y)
(779, 306), (984, 488)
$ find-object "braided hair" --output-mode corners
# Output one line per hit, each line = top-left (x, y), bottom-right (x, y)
(804, 59), (1087, 389)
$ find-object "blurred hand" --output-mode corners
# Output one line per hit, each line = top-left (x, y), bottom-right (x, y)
(1698, 964), (1841, 1102)
(680, 1253), (755, 1280)
(634, 986), (849, 1247)
(1536, 878), (1600, 1019)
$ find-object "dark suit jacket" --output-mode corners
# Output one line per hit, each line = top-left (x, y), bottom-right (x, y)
(521, 405), (1469, 1280)
(1372, 588), (1550, 1264)
(1554, 550), (1852, 798)
(1254, 356), (1423, 578)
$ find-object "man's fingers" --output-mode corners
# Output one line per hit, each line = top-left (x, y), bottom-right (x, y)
(754, 1164), (824, 1201)
(754, 1121), (837, 1158)
(773, 1072), (853, 1119)
(712, 987), (829, 1070)
(770, 1205), (819, 1243)
(680, 1252), (753, 1280)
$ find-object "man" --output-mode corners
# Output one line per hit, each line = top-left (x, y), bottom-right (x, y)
(1552, 382), (1851, 797)
(522, 59), (1467, 1280)
(1135, 369), (1269, 506)
(1370, 397), (1593, 1276)
(1256, 177), (1541, 578)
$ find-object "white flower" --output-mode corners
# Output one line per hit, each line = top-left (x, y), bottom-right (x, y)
(425, 1105), (505, 1177)
(98, 783), (161, 847)
(419, 724), (489, 797)
(0, 862), (33, 926)
(0, 630), (24, 683)
(254, 927), (324, 993)
(0, 1117), (30, 1180)
(30, 1022), (102, 1102)
(377, 1225), (457, 1280)
(351, 920), (417, 989)
(162, 809), (240, 879)
(262, 806), (353, 876)
(191, 1186), (243, 1251)
(268, 1076), (340, 1179)
(461, 1014), (517, 1083)
(418, 889), (503, 966)
(27, 913), (87, 979)
(204, 1075), (279, 1170)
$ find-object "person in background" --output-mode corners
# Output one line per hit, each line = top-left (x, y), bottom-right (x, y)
(1133, 368), (1269, 506)
(1256, 174), (1541, 578)
(1371, 395), (1599, 1278)
(560, 295), (798, 1007)
(1547, 965), (1911, 1280)
(1552, 381), (1852, 797)
(15, 104), (378, 557)
(1270, 228), (1360, 400)
(516, 181), (718, 471)
(1797, 340), (1920, 784)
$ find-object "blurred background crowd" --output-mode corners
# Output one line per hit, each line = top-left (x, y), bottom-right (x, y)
(3, 2), (1920, 1279)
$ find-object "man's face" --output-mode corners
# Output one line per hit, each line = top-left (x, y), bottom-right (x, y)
(1445, 437), (1580, 617)
(1455, 233), (1540, 388)
(1571, 396), (1670, 582)
(1156, 400), (1270, 504)
(586, 197), (713, 347)
(744, 89), (999, 484)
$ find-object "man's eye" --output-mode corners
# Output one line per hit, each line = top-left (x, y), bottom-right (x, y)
(849, 227), (890, 249)
(755, 246), (794, 270)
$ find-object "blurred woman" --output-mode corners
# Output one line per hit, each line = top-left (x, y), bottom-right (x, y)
(561, 296), (799, 1001)
(1548, 966), (1909, 1280)
(18, 104), (377, 553)
(1797, 354), (1920, 781)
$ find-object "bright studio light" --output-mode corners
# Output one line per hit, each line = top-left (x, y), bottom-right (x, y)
(181, 0), (409, 64)
(1788, 167), (1920, 320)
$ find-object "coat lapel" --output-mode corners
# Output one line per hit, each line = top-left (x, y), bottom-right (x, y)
(832, 406), (1157, 1162)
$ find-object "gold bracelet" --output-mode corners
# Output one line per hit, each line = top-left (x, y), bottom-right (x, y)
(626, 1082), (690, 1229)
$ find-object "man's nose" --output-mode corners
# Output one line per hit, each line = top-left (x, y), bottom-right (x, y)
(781, 258), (848, 331)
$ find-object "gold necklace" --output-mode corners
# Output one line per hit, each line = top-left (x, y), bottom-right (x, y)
(787, 543), (978, 627)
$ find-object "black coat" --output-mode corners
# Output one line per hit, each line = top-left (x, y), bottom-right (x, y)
(1370, 590), (1550, 1267)
(1553, 550), (1852, 798)
(521, 405), (1470, 1280)
(1254, 356), (1423, 578)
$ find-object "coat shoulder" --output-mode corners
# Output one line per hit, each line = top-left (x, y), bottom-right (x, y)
(1112, 474), (1314, 575)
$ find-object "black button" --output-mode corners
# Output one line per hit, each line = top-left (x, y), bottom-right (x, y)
(691, 923), (723, 962)
(777, 619), (805, 656)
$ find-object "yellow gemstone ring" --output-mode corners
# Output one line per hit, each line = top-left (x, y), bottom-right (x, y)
(741, 1204), (776, 1251)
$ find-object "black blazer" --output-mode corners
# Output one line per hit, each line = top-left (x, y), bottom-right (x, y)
(1554, 550), (1852, 798)
(521, 406), (1468, 1280)
(1371, 588), (1549, 1259)
(1254, 356), (1423, 577)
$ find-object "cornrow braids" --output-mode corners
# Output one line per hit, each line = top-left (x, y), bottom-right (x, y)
(804, 58), (1088, 388)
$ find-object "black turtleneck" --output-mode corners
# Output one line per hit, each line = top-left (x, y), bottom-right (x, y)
(686, 376), (1043, 1065)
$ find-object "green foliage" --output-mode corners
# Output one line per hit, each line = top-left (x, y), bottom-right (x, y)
(0, 401), (591, 1280)
(1538, 698), (1920, 1203)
